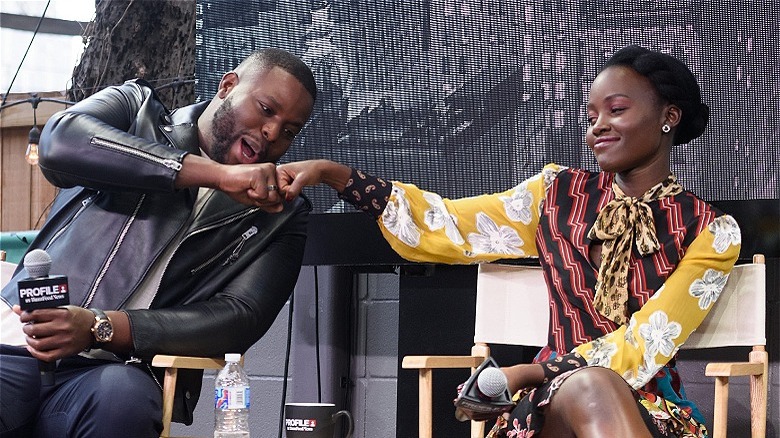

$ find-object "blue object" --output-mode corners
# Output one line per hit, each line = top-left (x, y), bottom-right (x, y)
(0, 230), (38, 264)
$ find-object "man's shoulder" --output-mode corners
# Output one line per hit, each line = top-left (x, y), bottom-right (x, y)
(113, 79), (170, 111)
(112, 78), (156, 97)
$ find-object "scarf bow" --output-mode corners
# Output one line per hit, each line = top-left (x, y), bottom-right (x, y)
(587, 176), (683, 325)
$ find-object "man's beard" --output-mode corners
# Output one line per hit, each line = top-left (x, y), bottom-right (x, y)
(208, 95), (238, 164)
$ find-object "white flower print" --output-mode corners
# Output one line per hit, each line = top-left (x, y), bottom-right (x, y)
(622, 368), (636, 385)
(625, 356), (663, 389)
(624, 316), (639, 348)
(649, 284), (665, 300)
(381, 187), (421, 247)
(585, 338), (618, 367)
(639, 311), (681, 358)
(422, 192), (465, 244)
(500, 182), (534, 224)
(541, 165), (566, 188)
(709, 215), (741, 254)
(689, 268), (728, 310)
(540, 166), (564, 216)
(467, 212), (525, 256)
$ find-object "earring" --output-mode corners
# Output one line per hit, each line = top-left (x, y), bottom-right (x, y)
(662, 124), (671, 133)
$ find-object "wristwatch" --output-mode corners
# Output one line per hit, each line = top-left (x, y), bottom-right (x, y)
(88, 308), (114, 348)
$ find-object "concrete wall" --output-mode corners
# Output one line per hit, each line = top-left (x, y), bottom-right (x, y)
(169, 266), (401, 438)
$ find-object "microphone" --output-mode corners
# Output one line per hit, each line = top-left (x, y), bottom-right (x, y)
(453, 357), (514, 422)
(476, 366), (508, 399)
(17, 249), (70, 386)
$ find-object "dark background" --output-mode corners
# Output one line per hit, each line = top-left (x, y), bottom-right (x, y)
(196, 0), (779, 214)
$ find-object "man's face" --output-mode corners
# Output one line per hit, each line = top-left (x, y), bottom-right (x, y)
(205, 66), (314, 165)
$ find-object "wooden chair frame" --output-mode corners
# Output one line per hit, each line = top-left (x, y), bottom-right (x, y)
(698, 254), (768, 438)
(151, 354), (245, 438)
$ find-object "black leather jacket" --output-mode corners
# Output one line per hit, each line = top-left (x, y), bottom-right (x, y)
(1, 80), (310, 424)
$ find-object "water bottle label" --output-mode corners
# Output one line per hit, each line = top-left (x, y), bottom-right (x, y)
(215, 386), (250, 410)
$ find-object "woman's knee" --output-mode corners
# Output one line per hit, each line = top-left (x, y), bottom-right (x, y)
(544, 367), (651, 437)
(562, 367), (626, 395)
(550, 367), (634, 418)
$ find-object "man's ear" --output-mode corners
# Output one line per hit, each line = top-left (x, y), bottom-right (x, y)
(665, 104), (682, 128)
(217, 71), (239, 99)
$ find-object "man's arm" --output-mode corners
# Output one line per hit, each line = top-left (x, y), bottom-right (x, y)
(126, 203), (310, 359)
(17, 200), (309, 361)
(176, 154), (284, 211)
(39, 81), (188, 193)
(41, 81), (284, 210)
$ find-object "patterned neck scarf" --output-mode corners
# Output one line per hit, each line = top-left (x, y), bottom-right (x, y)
(587, 175), (684, 325)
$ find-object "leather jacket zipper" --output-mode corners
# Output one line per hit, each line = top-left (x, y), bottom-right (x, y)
(45, 195), (94, 250)
(90, 137), (182, 171)
(83, 194), (146, 307)
(190, 224), (259, 275)
(225, 226), (258, 265)
(142, 208), (259, 308)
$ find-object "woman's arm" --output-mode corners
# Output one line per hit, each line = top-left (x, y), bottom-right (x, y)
(279, 160), (567, 264)
(539, 214), (741, 389)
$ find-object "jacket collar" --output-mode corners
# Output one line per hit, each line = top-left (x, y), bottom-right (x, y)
(190, 190), (262, 231)
(162, 101), (209, 155)
(163, 101), (265, 226)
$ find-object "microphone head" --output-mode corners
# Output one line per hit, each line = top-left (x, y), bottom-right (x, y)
(23, 249), (51, 278)
(476, 366), (507, 398)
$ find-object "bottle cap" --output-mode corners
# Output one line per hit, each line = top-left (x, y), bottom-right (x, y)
(225, 353), (241, 363)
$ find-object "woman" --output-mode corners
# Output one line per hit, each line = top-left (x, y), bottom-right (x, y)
(277, 45), (741, 437)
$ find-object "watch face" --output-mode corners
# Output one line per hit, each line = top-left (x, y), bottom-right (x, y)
(95, 320), (113, 343)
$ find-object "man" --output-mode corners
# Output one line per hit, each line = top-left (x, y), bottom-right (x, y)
(0, 48), (316, 437)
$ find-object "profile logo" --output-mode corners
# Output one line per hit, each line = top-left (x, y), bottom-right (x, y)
(285, 418), (317, 431)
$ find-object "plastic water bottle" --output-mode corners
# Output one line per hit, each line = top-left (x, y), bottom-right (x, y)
(214, 353), (250, 438)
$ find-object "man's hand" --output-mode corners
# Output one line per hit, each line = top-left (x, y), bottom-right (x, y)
(217, 162), (284, 212)
(176, 154), (284, 212)
(14, 305), (95, 362)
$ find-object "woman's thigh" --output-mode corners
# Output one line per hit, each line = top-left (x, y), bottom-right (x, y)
(538, 367), (653, 438)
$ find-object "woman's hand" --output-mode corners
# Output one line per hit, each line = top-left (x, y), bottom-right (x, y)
(277, 159), (352, 201)
(501, 363), (545, 394)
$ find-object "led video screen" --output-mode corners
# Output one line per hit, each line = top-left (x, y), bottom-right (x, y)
(196, 0), (779, 213)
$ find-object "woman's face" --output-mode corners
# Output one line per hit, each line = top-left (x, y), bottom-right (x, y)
(585, 65), (672, 175)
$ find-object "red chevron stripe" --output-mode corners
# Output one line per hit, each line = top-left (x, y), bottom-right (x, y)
(566, 169), (591, 255)
(659, 197), (686, 258)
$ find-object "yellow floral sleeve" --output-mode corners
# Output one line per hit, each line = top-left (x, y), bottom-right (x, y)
(572, 215), (742, 389)
(375, 163), (566, 264)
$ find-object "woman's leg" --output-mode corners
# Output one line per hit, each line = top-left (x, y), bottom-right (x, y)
(539, 367), (654, 438)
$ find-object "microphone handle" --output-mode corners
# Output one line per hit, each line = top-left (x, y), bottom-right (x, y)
(39, 360), (56, 386)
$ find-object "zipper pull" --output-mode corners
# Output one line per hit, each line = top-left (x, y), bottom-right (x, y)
(223, 226), (258, 265)
(162, 158), (182, 171)
(241, 226), (258, 240)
